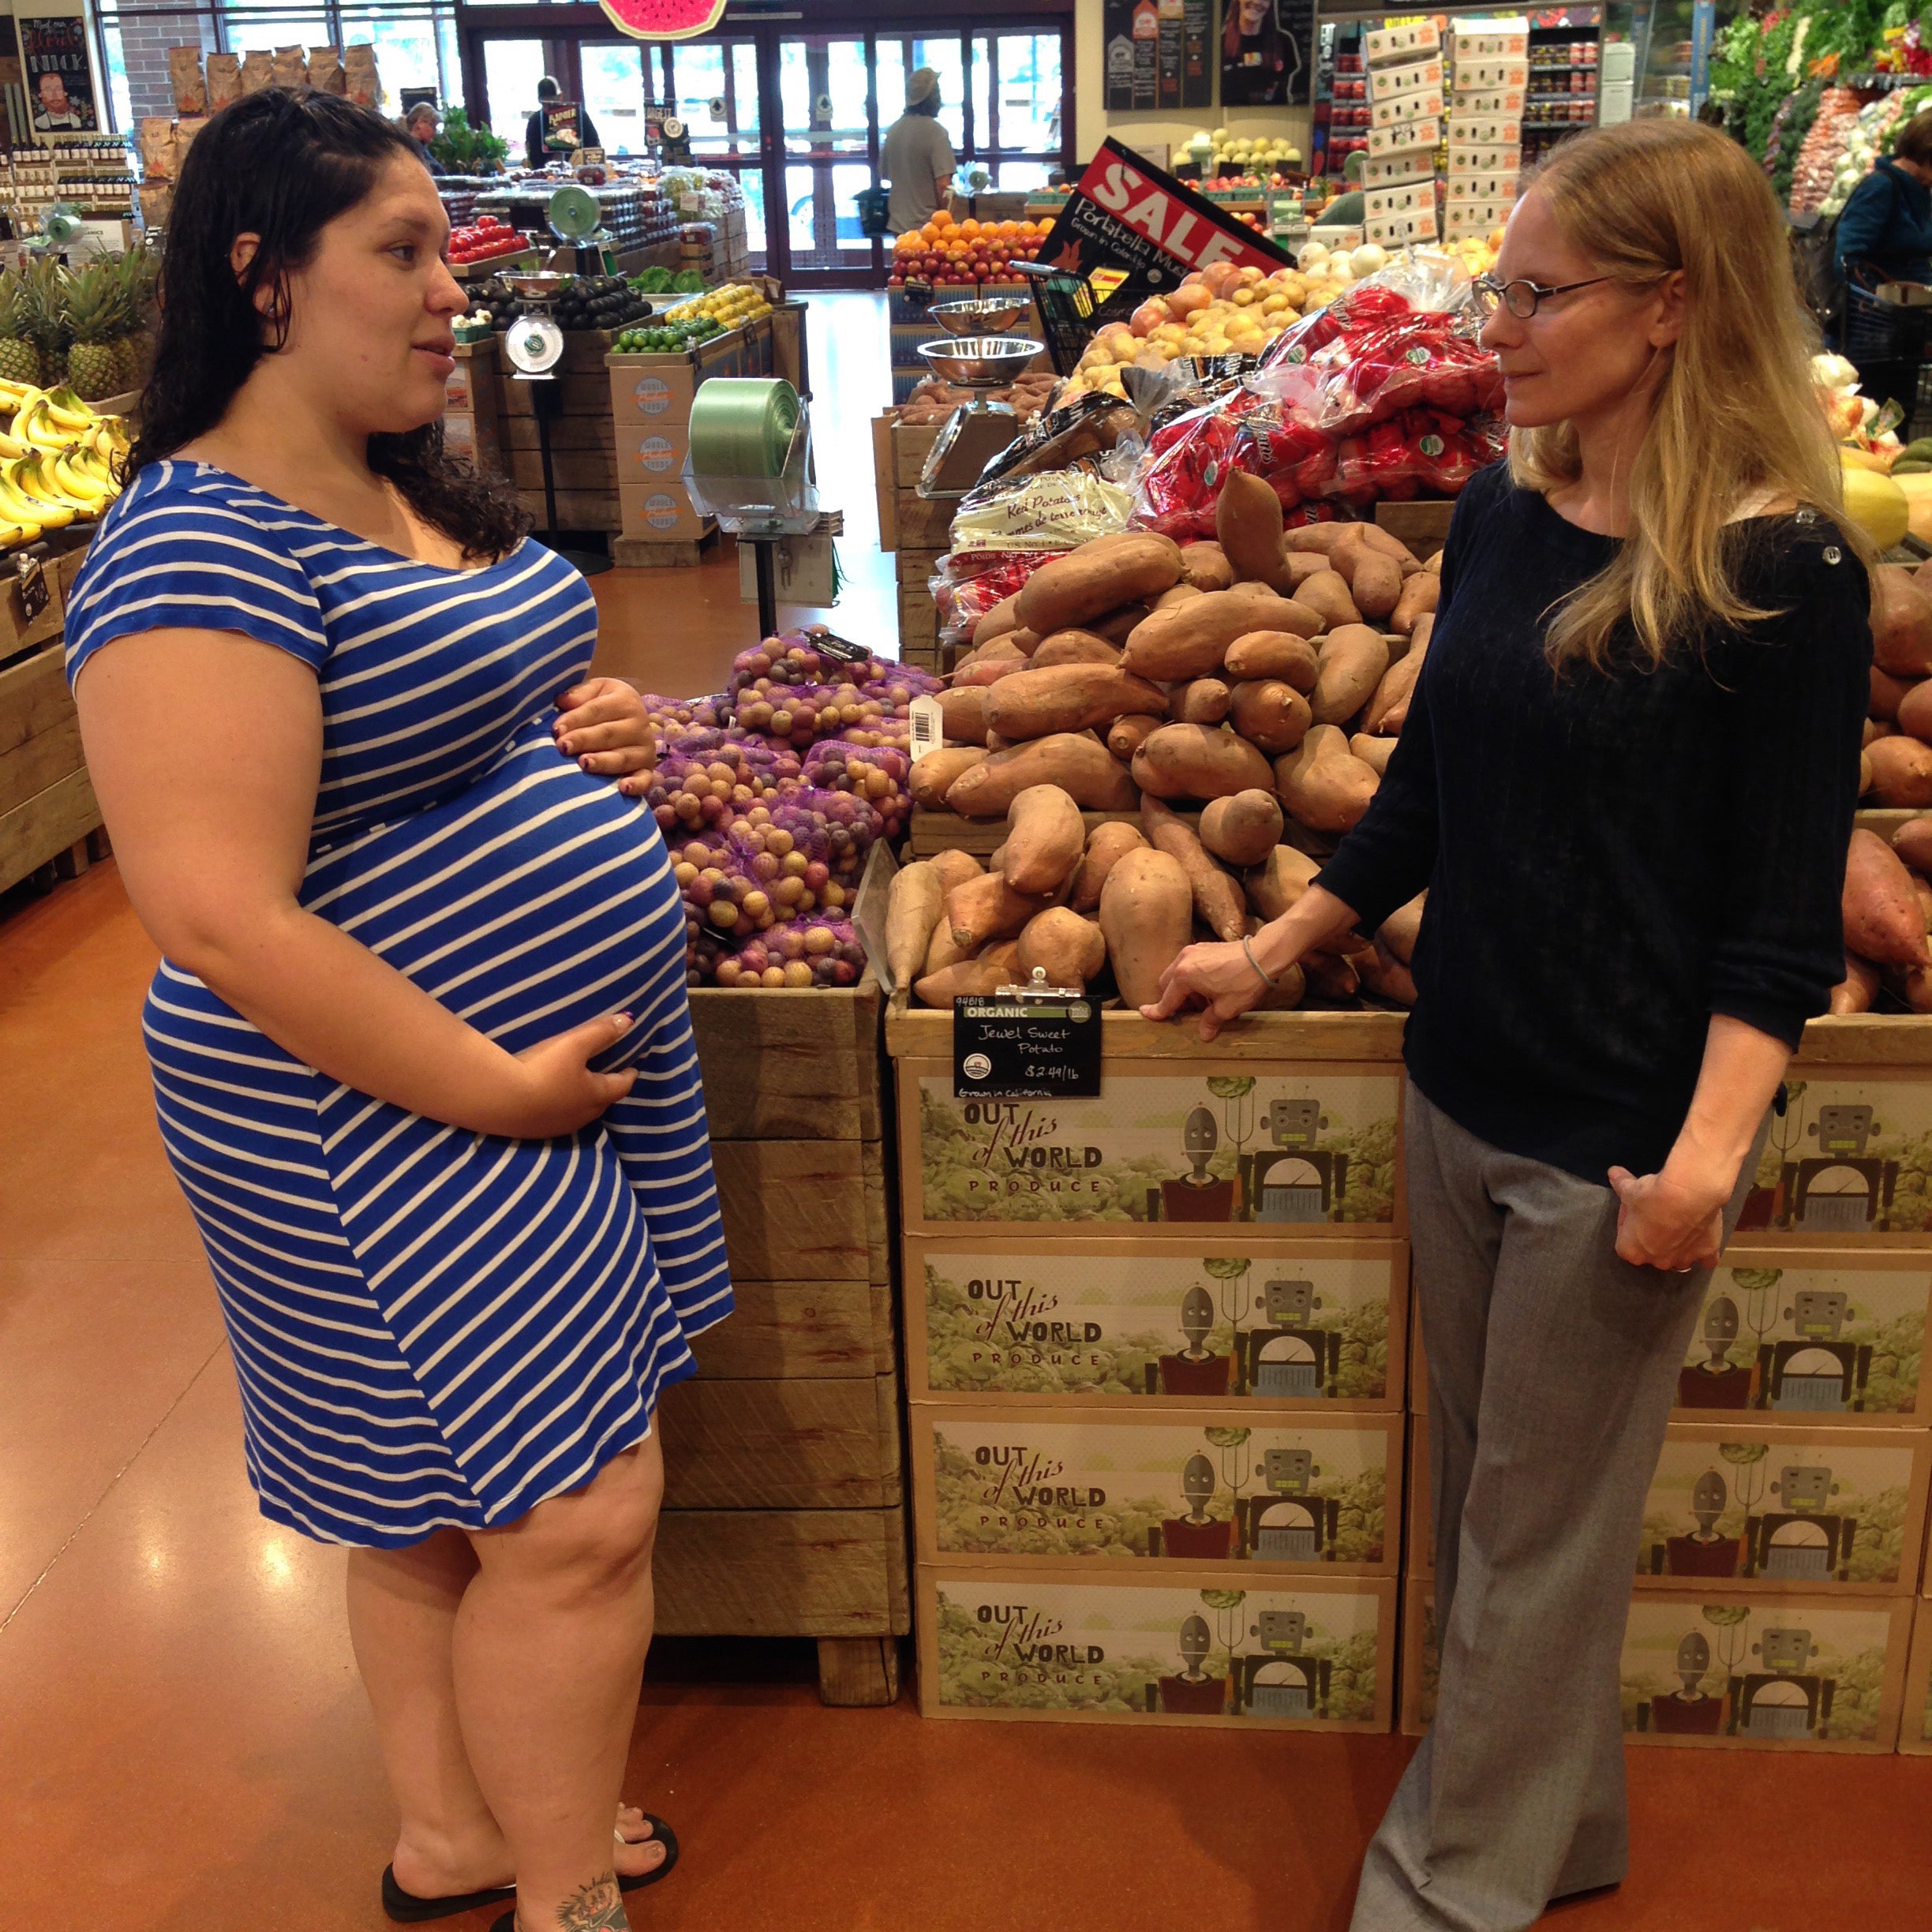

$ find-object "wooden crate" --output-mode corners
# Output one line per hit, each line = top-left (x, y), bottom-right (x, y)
(871, 414), (948, 553)
(0, 642), (102, 895)
(516, 488), (620, 533)
(612, 525), (720, 569)
(897, 580), (938, 654)
(655, 964), (908, 1705)
(1373, 500), (1455, 559)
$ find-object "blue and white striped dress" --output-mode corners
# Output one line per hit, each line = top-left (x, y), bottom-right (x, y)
(66, 460), (730, 1548)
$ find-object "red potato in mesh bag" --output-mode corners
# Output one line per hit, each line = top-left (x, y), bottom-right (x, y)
(1843, 828), (1931, 967)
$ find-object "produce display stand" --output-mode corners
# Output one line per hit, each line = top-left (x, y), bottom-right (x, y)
(0, 543), (103, 897)
(888, 279), (1041, 406)
(653, 962), (908, 1707)
(869, 414), (949, 669)
(1398, 1011), (1932, 1752)
(886, 994), (1410, 1728)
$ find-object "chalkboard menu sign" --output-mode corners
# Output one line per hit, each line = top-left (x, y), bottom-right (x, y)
(1103, 0), (1214, 111)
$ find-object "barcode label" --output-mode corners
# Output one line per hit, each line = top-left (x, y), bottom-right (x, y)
(908, 694), (943, 761)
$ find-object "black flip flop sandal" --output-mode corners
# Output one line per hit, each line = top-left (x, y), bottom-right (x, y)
(390, 1814), (679, 1925)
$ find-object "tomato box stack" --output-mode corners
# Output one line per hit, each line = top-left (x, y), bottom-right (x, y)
(889, 997), (1410, 1729)
(1444, 17), (1527, 243)
(1402, 1019), (1932, 1750)
(1361, 22), (1444, 251)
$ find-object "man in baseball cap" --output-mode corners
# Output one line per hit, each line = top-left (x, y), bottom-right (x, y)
(881, 66), (956, 234)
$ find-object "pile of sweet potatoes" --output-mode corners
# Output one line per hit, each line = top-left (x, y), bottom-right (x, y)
(885, 779), (1425, 1012)
(1863, 562), (1932, 805)
(918, 491), (1439, 846)
(1837, 822), (1932, 1011)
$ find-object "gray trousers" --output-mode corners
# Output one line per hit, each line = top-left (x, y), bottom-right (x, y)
(1350, 1087), (1769, 1932)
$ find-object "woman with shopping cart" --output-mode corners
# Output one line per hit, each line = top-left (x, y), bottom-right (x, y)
(1835, 108), (1932, 417)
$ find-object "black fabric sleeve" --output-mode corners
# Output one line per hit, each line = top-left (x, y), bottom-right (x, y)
(1705, 545), (1873, 1048)
(1308, 474), (1491, 930)
(526, 110), (545, 169)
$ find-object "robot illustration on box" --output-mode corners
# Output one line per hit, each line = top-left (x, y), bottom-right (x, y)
(1749, 1463), (1856, 1582)
(1234, 1608), (1331, 1718)
(1242, 1275), (1343, 1399)
(1761, 1290), (1874, 1413)
(1153, 1612), (1228, 1715)
(1676, 1294), (1754, 1410)
(1153, 1283), (1234, 1397)
(1237, 1446), (1342, 1562)
(1657, 1468), (1746, 1578)
(1646, 1630), (1726, 1735)
(1784, 1105), (1899, 1234)
(1153, 1452), (1237, 1561)
(1154, 1106), (1241, 1222)
(1732, 1625), (1836, 1739)
(1246, 1099), (1347, 1224)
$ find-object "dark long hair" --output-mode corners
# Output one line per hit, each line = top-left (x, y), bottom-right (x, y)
(131, 88), (528, 562)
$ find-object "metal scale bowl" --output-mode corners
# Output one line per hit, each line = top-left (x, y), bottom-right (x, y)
(914, 297), (1045, 499)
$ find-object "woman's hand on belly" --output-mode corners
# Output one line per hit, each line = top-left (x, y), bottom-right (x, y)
(554, 677), (657, 797)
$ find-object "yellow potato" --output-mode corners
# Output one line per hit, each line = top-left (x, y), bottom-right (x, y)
(1233, 286), (1256, 306)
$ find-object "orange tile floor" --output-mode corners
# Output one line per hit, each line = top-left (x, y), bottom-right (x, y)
(6, 294), (1932, 1932)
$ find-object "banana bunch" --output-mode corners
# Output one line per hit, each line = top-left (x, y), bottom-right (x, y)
(0, 382), (127, 545)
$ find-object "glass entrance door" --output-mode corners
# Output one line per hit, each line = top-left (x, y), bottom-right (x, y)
(580, 42), (649, 159)
(477, 38), (553, 159)
(778, 34), (876, 280)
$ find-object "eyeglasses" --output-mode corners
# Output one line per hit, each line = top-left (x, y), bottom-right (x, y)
(1472, 273), (1613, 320)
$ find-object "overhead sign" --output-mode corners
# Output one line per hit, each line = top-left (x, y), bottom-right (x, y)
(600, 0), (727, 41)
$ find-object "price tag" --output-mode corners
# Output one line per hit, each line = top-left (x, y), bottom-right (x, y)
(807, 627), (870, 665)
(679, 193), (706, 215)
(16, 553), (48, 620)
(954, 990), (1102, 1099)
(908, 693), (943, 760)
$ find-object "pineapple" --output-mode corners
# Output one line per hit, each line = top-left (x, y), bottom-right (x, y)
(21, 256), (71, 387)
(62, 261), (121, 402)
(0, 269), (40, 385)
(107, 247), (155, 393)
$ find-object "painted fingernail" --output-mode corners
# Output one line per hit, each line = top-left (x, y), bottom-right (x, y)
(581, 755), (596, 771)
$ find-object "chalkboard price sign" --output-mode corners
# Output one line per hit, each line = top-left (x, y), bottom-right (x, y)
(953, 994), (1103, 1100)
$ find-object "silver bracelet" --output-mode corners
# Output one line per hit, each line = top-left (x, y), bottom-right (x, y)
(1241, 934), (1279, 990)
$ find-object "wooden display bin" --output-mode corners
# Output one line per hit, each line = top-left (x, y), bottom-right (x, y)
(655, 964), (907, 1705)
(1, 555), (102, 895)
(918, 1565), (1397, 1729)
(871, 414), (953, 549)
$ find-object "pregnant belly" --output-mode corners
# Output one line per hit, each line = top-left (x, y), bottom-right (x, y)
(303, 720), (684, 1061)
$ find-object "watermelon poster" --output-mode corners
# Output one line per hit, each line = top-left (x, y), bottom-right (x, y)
(600, 0), (728, 40)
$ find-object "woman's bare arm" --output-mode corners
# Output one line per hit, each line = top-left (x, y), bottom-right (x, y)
(77, 628), (632, 1137)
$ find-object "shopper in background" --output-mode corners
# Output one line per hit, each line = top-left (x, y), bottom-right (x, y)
(1146, 120), (1870, 1932)
(65, 88), (727, 1932)
(881, 66), (955, 236)
(1834, 108), (1932, 414)
(526, 74), (601, 170)
(405, 101), (449, 175)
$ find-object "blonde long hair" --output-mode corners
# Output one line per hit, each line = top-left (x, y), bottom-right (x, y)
(1508, 119), (1859, 671)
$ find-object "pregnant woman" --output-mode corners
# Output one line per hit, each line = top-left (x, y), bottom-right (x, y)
(67, 92), (726, 1932)
(1146, 123), (1870, 1928)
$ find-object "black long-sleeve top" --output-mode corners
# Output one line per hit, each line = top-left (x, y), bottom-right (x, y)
(1316, 462), (1872, 1185)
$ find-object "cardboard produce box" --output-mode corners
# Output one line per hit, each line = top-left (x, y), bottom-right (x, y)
(1365, 207), (1440, 249)
(608, 350), (698, 426)
(1451, 18), (1529, 60)
(919, 1566), (1397, 1729)
(1368, 118), (1443, 159)
(1732, 1072), (1932, 1242)
(1368, 58), (1446, 100)
(1370, 88), (1445, 129)
(1365, 20), (1441, 65)
(910, 1405), (1403, 1573)
(1364, 154), (1438, 190)
(1443, 201), (1510, 242)
(904, 1235), (1410, 1411)
(1447, 111), (1523, 147)
(893, 1061), (1405, 1235)
(1900, 1598), (1932, 1753)
(1452, 57), (1530, 95)
(619, 480), (709, 541)
(1404, 1582), (1913, 1751)
(612, 422), (691, 487)
(1448, 143), (1522, 175)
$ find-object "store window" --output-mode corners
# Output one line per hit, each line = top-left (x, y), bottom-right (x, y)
(480, 36), (547, 147)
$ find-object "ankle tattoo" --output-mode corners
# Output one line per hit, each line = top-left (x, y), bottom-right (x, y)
(558, 1872), (626, 1930)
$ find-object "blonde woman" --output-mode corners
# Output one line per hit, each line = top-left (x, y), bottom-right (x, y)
(1146, 122), (1871, 1929)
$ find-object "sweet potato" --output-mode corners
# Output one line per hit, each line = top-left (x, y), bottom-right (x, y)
(1142, 795), (1245, 942)
(1912, 869), (1932, 933)
(1303, 950), (1361, 1002)
(1295, 570), (1361, 632)
(1380, 893), (1425, 967)
(1866, 736), (1932, 807)
(1358, 524), (1421, 569)
(886, 861), (945, 987)
(915, 943), (1022, 1008)
(1844, 827), (1931, 966)
(910, 747), (987, 808)
(1244, 844), (1322, 923)
(923, 915), (968, 978)
(1364, 631), (1428, 735)
(1153, 582), (1204, 610)
(1027, 631), (1121, 671)
(972, 594), (1021, 648)
(1872, 564), (1932, 679)
(1016, 532), (1185, 636)
(1179, 541), (1236, 592)
(1893, 816), (1932, 875)
(1133, 721), (1278, 800)
(1017, 906), (1106, 990)
(1868, 720), (1892, 745)
(1099, 848), (1193, 1009)
(1357, 938), (1417, 1007)
(938, 685), (990, 746)
(945, 732), (1140, 816)
(986, 663), (1170, 741)
(927, 848), (983, 896)
(1896, 678), (1932, 745)
(1885, 960), (1932, 1013)
(1350, 733), (1396, 777)
(1282, 526), (1353, 556)
(1225, 629), (1319, 691)
(1216, 469), (1290, 590)
(1069, 821), (1148, 912)
(1122, 589), (1324, 680)
(1091, 602), (1151, 645)
(1283, 552), (1334, 591)
(1312, 625), (1391, 727)
(1863, 748), (1875, 796)
(1276, 724), (1380, 833)
(953, 637), (1028, 684)
(1228, 678), (1312, 754)
(1175, 677), (1232, 724)
(948, 871), (1049, 951)
(1391, 570), (1440, 638)
(1350, 552), (1402, 623)
(1199, 789), (1284, 867)
(1106, 712), (1163, 762)
(1874, 666), (1915, 724)
(1002, 784), (1086, 896)
(1829, 953), (1879, 1015)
